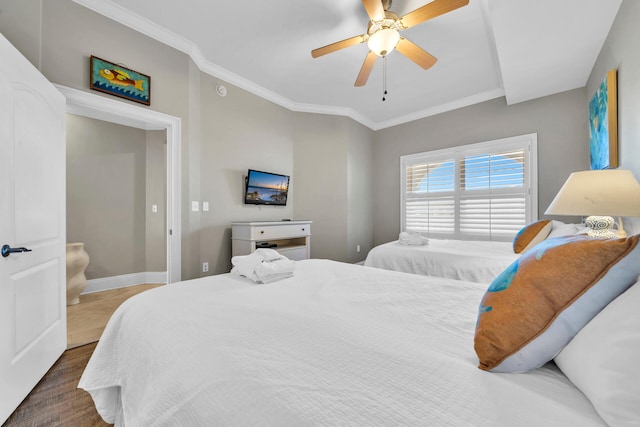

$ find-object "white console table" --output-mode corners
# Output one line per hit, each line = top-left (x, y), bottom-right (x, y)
(231, 221), (312, 261)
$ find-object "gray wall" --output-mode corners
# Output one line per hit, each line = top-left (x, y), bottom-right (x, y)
(6, 0), (630, 277)
(145, 130), (167, 272)
(0, 0), (41, 69)
(347, 123), (375, 263)
(588, 0), (640, 234)
(293, 113), (349, 260)
(196, 70), (295, 274)
(66, 115), (165, 279)
(372, 90), (588, 245)
(0, 0), (374, 277)
(292, 113), (374, 263)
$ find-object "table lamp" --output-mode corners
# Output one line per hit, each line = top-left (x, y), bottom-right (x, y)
(545, 169), (640, 238)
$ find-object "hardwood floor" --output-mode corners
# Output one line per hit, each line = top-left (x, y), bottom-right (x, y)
(3, 342), (110, 427)
(4, 283), (163, 426)
(67, 283), (163, 349)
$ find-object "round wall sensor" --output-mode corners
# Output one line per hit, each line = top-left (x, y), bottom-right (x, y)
(216, 84), (227, 97)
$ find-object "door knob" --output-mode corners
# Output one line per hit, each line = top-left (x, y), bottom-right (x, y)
(1, 244), (32, 258)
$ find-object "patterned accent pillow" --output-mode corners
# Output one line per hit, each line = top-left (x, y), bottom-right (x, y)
(475, 234), (640, 372)
(512, 220), (552, 253)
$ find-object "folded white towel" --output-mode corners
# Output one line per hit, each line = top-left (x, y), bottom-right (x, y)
(399, 231), (428, 246)
(231, 248), (295, 283)
(255, 258), (295, 283)
(231, 248), (281, 276)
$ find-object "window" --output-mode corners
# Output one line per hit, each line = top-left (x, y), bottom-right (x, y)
(401, 134), (537, 241)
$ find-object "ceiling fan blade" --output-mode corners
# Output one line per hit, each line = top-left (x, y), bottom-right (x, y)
(395, 37), (437, 70)
(355, 51), (378, 87)
(400, 0), (469, 29)
(361, 0), (386, 21)
(311, 34), (366, 58)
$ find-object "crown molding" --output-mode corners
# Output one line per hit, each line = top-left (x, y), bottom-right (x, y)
(372, 88), (505, 130)
(72, 0), (496, 131)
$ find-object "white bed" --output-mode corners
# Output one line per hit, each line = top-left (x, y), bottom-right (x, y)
(364, 239), (518, 282)
(79, 259), (606, 426)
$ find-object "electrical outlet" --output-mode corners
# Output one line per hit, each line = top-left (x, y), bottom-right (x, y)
(356, 245), (361, 253)
(202, 262), (209, 273)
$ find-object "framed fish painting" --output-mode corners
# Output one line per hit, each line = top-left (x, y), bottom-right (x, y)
(90, 56), (151, 105)
(588, 68), (618, 170)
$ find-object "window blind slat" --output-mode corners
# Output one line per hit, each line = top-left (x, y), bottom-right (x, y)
(402, 135), (535, 241)
(460, 197), (526, 238)
(405, 197), (455, 234)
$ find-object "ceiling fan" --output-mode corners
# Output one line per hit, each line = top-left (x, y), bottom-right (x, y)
(311, 0), (469, 87)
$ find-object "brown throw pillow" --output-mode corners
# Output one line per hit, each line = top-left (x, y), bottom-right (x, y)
(475, 234), (640, 372)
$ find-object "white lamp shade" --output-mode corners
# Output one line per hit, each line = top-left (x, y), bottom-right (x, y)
(545, 170), (640, 217)
(367, 28), (400, 56)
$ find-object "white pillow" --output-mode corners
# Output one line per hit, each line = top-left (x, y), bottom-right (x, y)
(554, 279), (640, 426)
(547, 220), (579, 238)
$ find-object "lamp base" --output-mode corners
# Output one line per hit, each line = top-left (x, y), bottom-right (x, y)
(585, 216), (619, 239)
(587, 229), (618, 239)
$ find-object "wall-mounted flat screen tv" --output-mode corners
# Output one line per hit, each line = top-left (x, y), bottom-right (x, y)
(244, 169), (290, 206)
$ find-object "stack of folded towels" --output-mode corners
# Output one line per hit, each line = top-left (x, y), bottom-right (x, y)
(399, 231), (428, 246)
(231, 248), (295, 284)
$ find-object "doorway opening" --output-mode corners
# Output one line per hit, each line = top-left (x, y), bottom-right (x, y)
(56, 85), (181, 348)
(56, 84), (181, 283)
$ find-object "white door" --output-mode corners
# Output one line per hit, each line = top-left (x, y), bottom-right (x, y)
(0, 34), (67, 423)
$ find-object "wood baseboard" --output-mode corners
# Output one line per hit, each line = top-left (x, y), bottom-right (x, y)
(84, 271), (167, 294)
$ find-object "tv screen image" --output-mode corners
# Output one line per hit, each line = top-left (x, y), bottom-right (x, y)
(244, 169), (290, 206)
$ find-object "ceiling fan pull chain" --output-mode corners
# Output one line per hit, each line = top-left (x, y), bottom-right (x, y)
(382, 56), (388, 101)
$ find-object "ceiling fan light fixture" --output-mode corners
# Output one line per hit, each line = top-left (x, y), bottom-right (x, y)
(367, 27), (400, 57)
(311, 0), (469, 86)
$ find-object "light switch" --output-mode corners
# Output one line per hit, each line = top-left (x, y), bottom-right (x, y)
(203, 201), (209, 212)
(152, 204), (158, 213)
(191, 201), (199, 212)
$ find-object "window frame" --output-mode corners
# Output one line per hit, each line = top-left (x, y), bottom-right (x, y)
(400, 133), (538, 241)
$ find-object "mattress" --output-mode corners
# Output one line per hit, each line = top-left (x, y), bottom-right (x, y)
(364, 239), (519, 282)
(79, 259), (604, 426)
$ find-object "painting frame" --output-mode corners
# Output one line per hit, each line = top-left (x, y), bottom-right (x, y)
(589, 68), (618, 170)
(90, 55), (151, 106)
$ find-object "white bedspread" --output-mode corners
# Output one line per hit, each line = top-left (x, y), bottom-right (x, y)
(364, 239), (518, 282)
(79, 260), (604, 427)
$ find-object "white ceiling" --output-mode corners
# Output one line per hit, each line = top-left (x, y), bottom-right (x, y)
(73, 0), (622, 130)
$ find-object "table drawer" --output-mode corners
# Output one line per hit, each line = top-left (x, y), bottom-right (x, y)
(251, 224), (311, 240)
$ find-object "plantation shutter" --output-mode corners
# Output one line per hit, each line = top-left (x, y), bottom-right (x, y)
(401, 134), (537, 241)
(404, 157), (455, 236)
(459, 148), (527, 239)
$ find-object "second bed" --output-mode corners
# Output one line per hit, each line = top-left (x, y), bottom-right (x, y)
(364, 238), (518, 282)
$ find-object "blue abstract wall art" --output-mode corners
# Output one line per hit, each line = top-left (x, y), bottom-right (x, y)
(589, 69), (618, 170)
